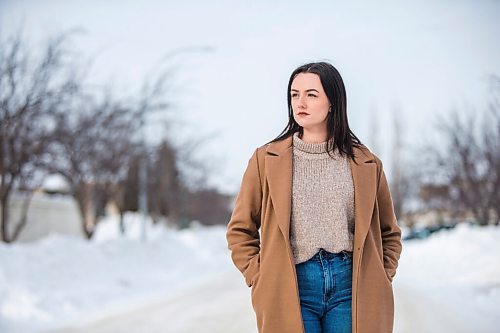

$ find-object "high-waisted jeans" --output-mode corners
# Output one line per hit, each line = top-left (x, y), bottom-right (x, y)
(295, 248), (353, 333)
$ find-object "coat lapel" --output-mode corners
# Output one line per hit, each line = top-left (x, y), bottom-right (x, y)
(264, 134), (377, 250)
(349, 146), (377, 251)
(265, 136), (293, 242)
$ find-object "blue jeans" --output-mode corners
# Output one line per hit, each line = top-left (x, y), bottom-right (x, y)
(295, 248), (353, 333)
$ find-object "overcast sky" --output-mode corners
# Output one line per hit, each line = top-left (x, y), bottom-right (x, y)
(2, 0), (500, 194)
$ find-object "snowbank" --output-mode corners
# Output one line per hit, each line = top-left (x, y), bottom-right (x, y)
(0, 214), (233, 333)
(0, 217), (499, 333)
(394, 223), (500, 333)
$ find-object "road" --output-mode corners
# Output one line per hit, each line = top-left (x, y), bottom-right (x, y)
(48, 269), (257, 333)
(48, 271), (497, 333)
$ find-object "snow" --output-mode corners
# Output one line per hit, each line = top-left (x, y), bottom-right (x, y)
(42, 175), (70, 193)
(0, 217), (499, 333)
(394, 223), (500, 333)
(0, 213), (234, 333)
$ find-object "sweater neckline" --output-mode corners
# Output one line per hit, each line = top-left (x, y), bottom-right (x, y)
(292, 132), (331, 154)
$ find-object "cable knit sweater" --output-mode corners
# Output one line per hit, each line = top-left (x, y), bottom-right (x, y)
(290, 131), (355, 264)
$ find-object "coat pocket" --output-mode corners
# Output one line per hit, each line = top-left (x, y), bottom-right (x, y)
(251, 269), (261, 288)
(244, 253), (261, 287)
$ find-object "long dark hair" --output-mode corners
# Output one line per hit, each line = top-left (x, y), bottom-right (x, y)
(268, 61), (363, 161)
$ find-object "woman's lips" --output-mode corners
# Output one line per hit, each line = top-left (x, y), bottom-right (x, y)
(297, 112), (309, 116)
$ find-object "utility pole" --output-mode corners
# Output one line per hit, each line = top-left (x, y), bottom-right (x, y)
(138, 153), (148, 241)
(136, 45), (213, 240)
(138, 113), (148, 242)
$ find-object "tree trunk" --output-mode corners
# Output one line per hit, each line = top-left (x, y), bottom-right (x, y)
(0, 194), (10, 243)
(119, 210), (125, 235)
(11, 191), (35, 242)
(74, 183), (95, 239)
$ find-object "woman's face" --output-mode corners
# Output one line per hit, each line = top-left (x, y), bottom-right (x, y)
(290, 72), (331, 132)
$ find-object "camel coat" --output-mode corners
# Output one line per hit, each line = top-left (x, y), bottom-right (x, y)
(226, 134), (402, 333)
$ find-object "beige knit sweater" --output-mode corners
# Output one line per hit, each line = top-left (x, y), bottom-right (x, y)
(290, 131), (355, 264)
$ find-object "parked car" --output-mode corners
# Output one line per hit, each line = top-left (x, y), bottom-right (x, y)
(403, 222), (457, 241)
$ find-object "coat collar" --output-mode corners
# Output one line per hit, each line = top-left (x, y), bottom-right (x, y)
(264, 134), (377, 253)
(265, 134), (374, 164)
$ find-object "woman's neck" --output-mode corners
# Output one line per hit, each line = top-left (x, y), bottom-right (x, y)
(300, 129), (328, 143)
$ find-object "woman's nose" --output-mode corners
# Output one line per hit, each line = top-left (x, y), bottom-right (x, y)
(297, 95), (307, 108)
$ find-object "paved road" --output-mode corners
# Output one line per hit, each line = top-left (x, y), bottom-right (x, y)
(48, 271), (497, 333)
(49, 269), (257, 333)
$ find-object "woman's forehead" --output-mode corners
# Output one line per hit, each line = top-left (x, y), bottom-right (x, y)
(291, 73), (322, 89)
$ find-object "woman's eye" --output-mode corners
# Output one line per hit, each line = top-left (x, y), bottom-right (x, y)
(308, 94), (317, 97)
(291, 93), (298, 98)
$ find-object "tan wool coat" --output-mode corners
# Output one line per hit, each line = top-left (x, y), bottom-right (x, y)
(226, 134), (403, 333)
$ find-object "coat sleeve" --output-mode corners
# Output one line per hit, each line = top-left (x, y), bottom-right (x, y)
(226, 148), (262, 287)
(376, 160), (403, 282)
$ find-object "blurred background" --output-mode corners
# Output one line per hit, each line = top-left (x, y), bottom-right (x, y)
(0, 0), (499, 332)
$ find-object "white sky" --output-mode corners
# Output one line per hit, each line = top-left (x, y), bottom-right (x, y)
(2, 0), (500, 194)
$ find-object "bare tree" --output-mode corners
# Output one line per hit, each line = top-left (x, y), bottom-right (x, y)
(483, 75), (500, 223)
(1, 30), (213, 240)
(44, 91), (141, 238)
(426, 77), (500, 225)
(43, 61), (176, 238)
(0, 31), (77, 242)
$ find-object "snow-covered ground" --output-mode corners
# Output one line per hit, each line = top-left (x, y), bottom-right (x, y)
(0, 214), (235, 333)
(0, 215), (499, 333)
(394, 224), (500, 333)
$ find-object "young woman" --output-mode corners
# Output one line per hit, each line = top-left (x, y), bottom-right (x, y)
(226, 61), (402, 333)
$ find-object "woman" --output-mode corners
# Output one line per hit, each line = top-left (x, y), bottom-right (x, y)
(226, 61), (402, 333)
